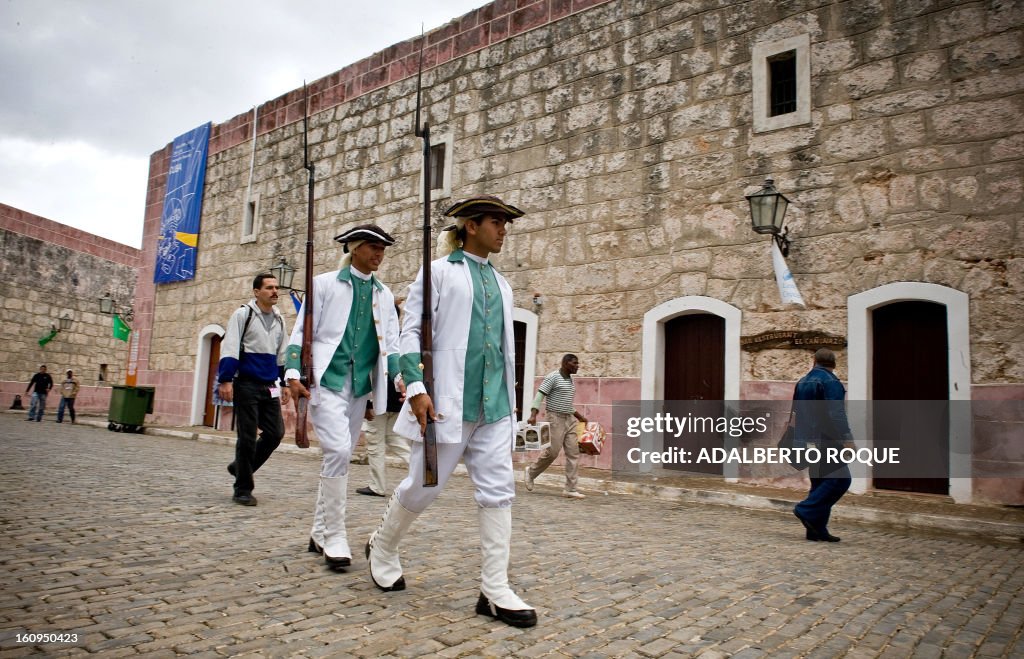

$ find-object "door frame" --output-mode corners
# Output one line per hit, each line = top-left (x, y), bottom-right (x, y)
(190, 324), (226, 426)
(641, 296), (742, 478)
(512, 307), (538, 423)
(848, 283), (971, 502)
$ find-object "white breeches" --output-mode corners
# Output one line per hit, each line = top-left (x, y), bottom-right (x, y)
(394, 416), (516, 513)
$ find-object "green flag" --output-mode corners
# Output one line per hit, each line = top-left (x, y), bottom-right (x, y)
(38, 329), (58, 347)
(113, 313), (131, 342)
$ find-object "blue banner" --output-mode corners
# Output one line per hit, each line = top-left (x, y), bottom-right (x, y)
(154, 123), (211, 283)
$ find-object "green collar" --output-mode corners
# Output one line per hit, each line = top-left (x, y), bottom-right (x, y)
(336, 265), (383, 291)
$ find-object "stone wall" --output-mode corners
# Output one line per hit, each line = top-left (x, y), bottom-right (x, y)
(0, 203), (140, 413)
(140, 0), (1023, 500)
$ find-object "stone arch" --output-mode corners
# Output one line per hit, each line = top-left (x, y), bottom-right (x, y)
(641, 296), (742, 401)
(848, 282), (971, 502)
(190, 324), (226, 426)
(513, 307), (538, 423)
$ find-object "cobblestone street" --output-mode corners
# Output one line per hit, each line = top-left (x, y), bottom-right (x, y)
(0, 415), (1022, 657)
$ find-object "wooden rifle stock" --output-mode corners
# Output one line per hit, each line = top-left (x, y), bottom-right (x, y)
(295, 83), (315, 449)
(415, 33), (438, 486)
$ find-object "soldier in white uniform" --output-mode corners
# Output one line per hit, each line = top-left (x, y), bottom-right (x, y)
(366, 195), (537, 628)
(286, 224), (400, 570)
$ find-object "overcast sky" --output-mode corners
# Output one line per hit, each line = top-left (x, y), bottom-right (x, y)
(0, 0), (486, 248)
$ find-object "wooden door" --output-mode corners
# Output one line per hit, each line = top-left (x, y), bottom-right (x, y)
(202, 335), (222, 427)
(664, 313), (725, 474)
(513, 320), (526, 420)
(872, 301), (949, 495)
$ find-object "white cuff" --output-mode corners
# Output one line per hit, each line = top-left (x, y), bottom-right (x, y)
(284, 368), (300, 382)
(405, 380), (427, 398)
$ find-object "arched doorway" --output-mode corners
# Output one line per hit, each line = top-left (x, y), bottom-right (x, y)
(664, 313), (725, 475)
(641, 297), (741, 477)
(202, 334), (223, 427)
(871, 301), (949, 495)
(512, 308), (538, 423)
(190, 325), (225, 427)
(848, 283), (971, 502)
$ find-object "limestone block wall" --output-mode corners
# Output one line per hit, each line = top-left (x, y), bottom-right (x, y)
(139, 0), (1022, 500)
(0, 204), (140, 413)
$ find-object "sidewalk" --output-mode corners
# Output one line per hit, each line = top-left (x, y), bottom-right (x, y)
(77, 413), (1024, 544)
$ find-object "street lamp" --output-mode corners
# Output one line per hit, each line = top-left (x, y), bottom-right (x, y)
(49, 312), (73, 334)
(99, 293), (115, 315)
(745, 177), (792, 256)
(270, 257), (298, 291)
(98, 293), (134, 322)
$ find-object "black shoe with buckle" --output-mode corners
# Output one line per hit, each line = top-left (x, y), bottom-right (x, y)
(475, 593), (537, 628)
(232, 493), (257, 506)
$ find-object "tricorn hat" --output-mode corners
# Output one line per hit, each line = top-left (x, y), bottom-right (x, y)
(442, 195), (525, 220)
(333, 224), (396, 252)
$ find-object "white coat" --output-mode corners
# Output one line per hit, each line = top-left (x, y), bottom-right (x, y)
(394, 252), (517, 443)
(284, 268), (400, 415)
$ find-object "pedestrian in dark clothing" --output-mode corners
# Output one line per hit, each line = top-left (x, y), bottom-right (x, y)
(793, 348), (856, 542)
(25, 365), (54, 422)
(219, 274), (291, 507)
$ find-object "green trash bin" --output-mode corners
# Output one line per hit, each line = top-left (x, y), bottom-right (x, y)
(108, 385), (156, 433)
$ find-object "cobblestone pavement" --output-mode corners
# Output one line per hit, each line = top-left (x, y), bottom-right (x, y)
(1, 415), (1022, 658)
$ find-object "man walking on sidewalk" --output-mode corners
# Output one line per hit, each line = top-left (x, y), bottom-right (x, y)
(524, 354), (589, 498)
(55, 369), (80, 423)
(25, 365), (53, 422)
(219, 273), (291, 507)
(793, 348), (855, 542)
(356, 301), (410, 498)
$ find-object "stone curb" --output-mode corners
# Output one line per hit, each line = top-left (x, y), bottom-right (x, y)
(77, 417), (1024, 543)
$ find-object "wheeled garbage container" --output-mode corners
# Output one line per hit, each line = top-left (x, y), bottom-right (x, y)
(107, 385), (156, 433)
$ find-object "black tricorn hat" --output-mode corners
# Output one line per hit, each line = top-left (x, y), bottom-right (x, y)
(333, 224), (396, 252)
(442, 195), (525, 220)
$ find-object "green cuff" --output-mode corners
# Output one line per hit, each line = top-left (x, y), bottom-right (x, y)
(400, 352), (424, 385)
(387, 353), (400, 378)
(285, 344), (302, 372)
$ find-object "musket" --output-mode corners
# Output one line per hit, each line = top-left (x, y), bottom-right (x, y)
(414, 33), (438, 486)
(294, 83), (315, 449)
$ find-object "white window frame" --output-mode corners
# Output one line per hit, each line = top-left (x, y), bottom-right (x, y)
(240, 193), (261, 244)
(419, 132), (453, 201)
(752, 34), (811, 134)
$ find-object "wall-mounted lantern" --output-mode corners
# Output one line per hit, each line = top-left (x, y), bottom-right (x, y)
(270, 257), (298, 291)
(745, 177), (792, 256)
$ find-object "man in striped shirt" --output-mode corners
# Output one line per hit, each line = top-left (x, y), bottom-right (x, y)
(523, 354), (589, 499)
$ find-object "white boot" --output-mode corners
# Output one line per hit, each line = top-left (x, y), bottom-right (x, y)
(366, 495), (418, 591)
(320, 474), (351, 568)
(308, 480), (325, 554)
(476, 507), (537, 627)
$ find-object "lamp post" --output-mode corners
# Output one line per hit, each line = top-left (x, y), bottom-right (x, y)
(745, 177), (792, 256)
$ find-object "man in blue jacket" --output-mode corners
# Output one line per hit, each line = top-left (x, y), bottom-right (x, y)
(219, 273), (291, 507)
(793, 348), (855, 542)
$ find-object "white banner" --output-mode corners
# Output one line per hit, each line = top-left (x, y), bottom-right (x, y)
(771, 240), (805, 307)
